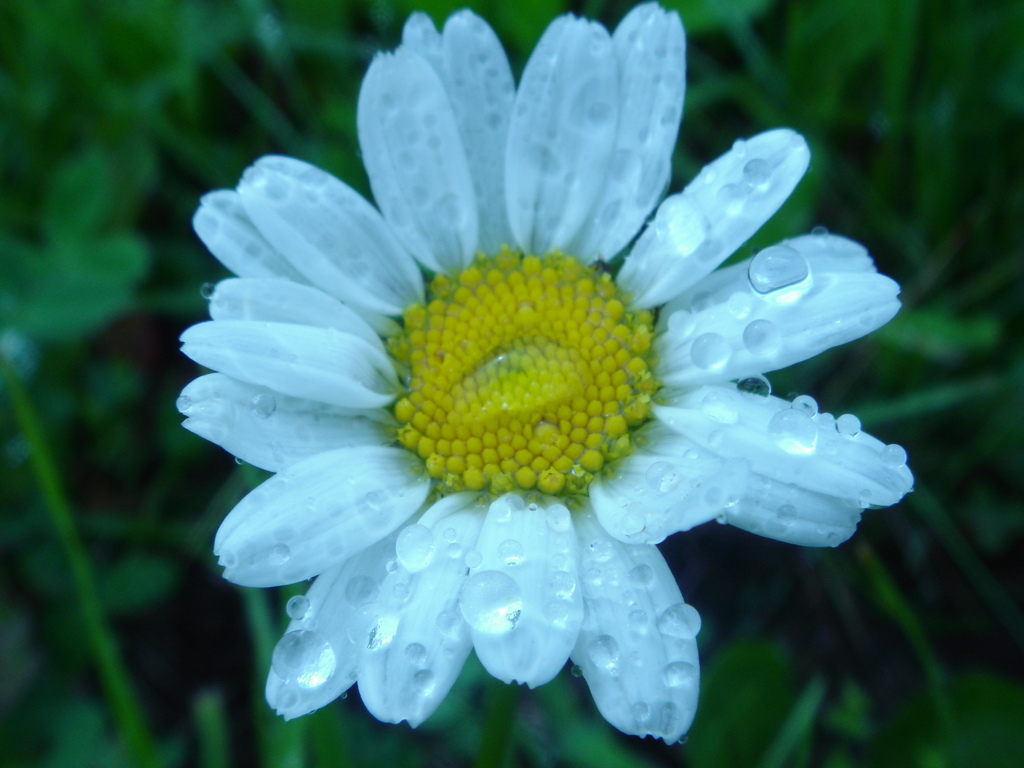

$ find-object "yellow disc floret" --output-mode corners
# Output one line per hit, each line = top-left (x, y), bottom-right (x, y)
(391, 247), (657, 496)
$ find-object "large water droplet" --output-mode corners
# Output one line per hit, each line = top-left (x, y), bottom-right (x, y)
(768, 408), (818, 454)
(742, 319), (781, 356)
(250, 393), (277, 419)
(587, 634), (621, 672)
(657, 603), (702, 639)
(460, 570), (523, 634)
(271, 630), (336, 689)
(662, 661), (698, 688)
(396, 524), (435, 572)
(285, 595), (310, 621)
(748, 245), (810, 298)
(690, 332), (731, 371)
(737, 375), (771, 397)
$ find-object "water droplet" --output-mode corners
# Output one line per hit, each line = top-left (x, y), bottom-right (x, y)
(366, 614), (399, 650)
(589, 538), (614, 563)
(666, 310), (695, 338)
(464, 549), (483, 569)
(811, 224), (830, 238)
(748, 245), (810, 297)
(344, 575), (379, 607)
(742, 319), (782, 356)
(250, 393), (276, 418)
(545, 600), (571, 626)
(627, 608), (648, 631)
(447, 542), (463, 559)
(271, 630), (336, 688)
(404, 642), (427, 666)
(285, 595), (310, 620)
(837, 413), (861, 436)
(546, 504), (571, 531)
(442, 527), (457, 542)
(396, 524), (435, 572)
(175, 395), (192, 414)
(882, 443), (907, 469)
(632, 701), (651, 722)
(498, 539), (524, 566)
(778, 504), (797, 519)
(570, 664), (583, 678)
(412, 669), (436, 696)
(645, 461), (680, 494)
(587, 634), (620, 672)
(690, 332), (731, 371)
(792, 394), (818, 415)
(657, 603), (702, 639)
(459, 570), (523, 634)
(268, 544), (290, 566)
(767, 408), (818, 454)
(742, 158), (771, 187)
(436, 609), (461, 637)
(548, 570), (576, 599)
(727, 291), (753, 319)
(628, 563), (654, 587)
(737, 375), (771, 397)
(200, 282), (216, 299)
(662, 661), (698, 688)
(716, 182), (746, 215)
(701, 389), (739, 424)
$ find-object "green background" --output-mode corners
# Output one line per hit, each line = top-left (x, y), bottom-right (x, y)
(1, 0), (1022, 766)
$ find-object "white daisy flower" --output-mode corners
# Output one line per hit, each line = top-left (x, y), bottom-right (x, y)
(178, 2), (913, 743)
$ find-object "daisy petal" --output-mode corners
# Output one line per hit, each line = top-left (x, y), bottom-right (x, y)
(590, 423), (749, 544)
(619, 129), (810, 308)
(655, 385), (914, 509)
(506, 16), (619, 255)
(265, 534), (395, 720)
(570, 4), (685, 260)
(213, 447), (431, 586)
(572, 509), (699, 743)
(654, 234), (901, 386)
(358, 47), (479, 273)
(208, 277), (383, 352)
(461, 495), (584, 687)
(236, 155), (423, 324)
(179, 320), (396, 410)
(192, 190), (308, 283)
(177, 374), (392, 473)
(358, 494), (483, 727)
(400, 12), (443, 69)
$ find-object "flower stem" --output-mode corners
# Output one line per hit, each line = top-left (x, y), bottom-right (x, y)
(1, 357), (163, 768)
(475, 680), (519, 768)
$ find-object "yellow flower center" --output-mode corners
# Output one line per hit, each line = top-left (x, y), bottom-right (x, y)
(391, 247), (657, 497)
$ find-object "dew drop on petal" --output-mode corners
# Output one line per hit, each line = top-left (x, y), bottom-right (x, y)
(742, 157), (771, 187)
(436, 609), (461, 637)
(837, 413), (861, 436)
(250, 393), (277, 418)
(701, 389), (739, 423)
(404, 642), (427, 666)
(748, 245), (810, 296)
(447, 542), (463, 559)
(200, 282), (216, 299)
(690, 332), (731, 371)
(459, 570), (523, 634)
(657, 603), (702, 639)
(632, 701), (651, 723)
(498, 539), (525, 566)
(768, 408), (818, 454)
(716, 183), (746, 215)
(546, 504), (571, 531)
(175, 395), (192, 414)
(344, 575), (379, 607)
(882, 443), (907, 469)
(742, 319), (782, 356)
(646, 461), (680, 494)
(271, 630), (336, 689)
(464, 549), (483, 569)
(549, 570), (576, 599)
(662, 661), (698, 688)
(570, 664), (583, 678)
(396, 524), (435, 572)
(285, 595), (310, 620)
(587, 634), (621, 672)
(737, 375), (772, 397)
(268, 544), (290, 566)
(412, 669), (436, 696)
(792, 394), (818, 415)
(628, 563), (654, 587)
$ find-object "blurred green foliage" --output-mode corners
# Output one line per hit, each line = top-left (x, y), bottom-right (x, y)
(1, 0), (1023, 766)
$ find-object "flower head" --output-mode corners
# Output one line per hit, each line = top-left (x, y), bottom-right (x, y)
(178, 2), (912, 743)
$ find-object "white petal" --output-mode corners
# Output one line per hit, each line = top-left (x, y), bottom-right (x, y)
(400, 12), (443, 70)
(208, 277), (383, 352)
(358, 494), (484, 727)
(618, 129), (810, 308)
(179, 320), (396, 410)
(590, 423), (749, 544)
(505, 16), (619, 255)
(213, 447), (431, 586)
(236, 156), (423, 324)
(358, 48), (478, 273)
(265, 534), (395, 720)
(192, 190), (309, 283)
(460, 494), (584, 687)
(654, 384), (914, 509)
(654, 234), (901, 386)
(572, 508), (699, 743)
(569, 4), (685, 260)
(177, 373), (392, 472)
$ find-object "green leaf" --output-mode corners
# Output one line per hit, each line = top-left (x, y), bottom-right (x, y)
(662, 0), (778, 35)
(98, 552), (180, 615)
